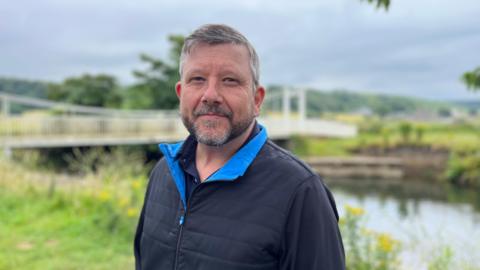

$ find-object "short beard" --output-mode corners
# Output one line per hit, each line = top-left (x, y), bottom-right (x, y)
(181, 103), (254, 147)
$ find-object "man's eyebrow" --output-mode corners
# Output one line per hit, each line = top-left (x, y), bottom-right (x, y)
(183, 68), (205, 76)
(184, 68), (244, 77)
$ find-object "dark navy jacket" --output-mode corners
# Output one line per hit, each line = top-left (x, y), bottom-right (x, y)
(134, 126), (345, 270)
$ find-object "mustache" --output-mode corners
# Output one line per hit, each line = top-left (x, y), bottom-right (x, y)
(193, 104), (232, 118)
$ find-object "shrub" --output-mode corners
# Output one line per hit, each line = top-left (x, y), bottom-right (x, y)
(340, 205), (401, 270)
(445, 150), (480, 187)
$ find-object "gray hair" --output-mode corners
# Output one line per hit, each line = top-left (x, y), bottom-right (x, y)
(179, 24), (260, 88)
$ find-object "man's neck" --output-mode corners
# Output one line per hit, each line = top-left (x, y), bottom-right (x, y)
(195, 122), (255, 181)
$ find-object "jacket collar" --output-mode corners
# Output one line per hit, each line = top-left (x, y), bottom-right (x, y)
(159, 124), (268, 208)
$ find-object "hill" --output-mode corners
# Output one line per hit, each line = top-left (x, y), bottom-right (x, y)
(265, 86), (460, 117)
(1, 77), (478, 117)
(0, 77), (48, 98)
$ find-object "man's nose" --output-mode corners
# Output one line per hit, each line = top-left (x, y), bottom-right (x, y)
(201, 81), (223, 104)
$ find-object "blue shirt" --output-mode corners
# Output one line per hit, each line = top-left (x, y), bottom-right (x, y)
(177, 122), (261, 202)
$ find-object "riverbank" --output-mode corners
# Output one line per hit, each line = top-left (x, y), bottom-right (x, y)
(2, 151), (479, 269)
(292, 120), (480, 186)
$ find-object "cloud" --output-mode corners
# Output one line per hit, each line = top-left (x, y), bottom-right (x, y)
(1, 0), (479, 100)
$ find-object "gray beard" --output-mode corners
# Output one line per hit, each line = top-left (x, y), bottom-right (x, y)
(182, 114), (254, 147)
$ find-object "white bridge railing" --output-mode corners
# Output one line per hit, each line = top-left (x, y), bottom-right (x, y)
(0, 115), (356, 148)
(0, 92), (357, 151)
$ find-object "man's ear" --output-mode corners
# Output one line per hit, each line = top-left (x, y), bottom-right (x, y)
(254, 86), (266, 116)
(175, 81), (182, 98)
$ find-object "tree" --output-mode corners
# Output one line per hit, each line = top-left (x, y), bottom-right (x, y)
(47, 74), (121, 107)
(461, 67), (480, 91)
(363, 0), (390, 11)
(123, 35), (184, 109)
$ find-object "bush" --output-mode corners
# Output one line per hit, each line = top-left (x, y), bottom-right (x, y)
(0, 151), (149, 269)
(445, 150), (480, 187)
(340, 205), (401, 270)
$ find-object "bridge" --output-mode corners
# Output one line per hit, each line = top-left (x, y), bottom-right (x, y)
(0, 88), (357, 156)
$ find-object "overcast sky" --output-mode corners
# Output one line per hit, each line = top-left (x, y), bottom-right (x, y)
(1, 0), (479, 100)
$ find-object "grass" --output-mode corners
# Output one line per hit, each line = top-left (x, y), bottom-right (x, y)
(1, 137), (479, 269)
(0, 150), (148, 270)
(292, 119), (480, 187)
(0, 190), (134, 269)
(293, 120), (480, 157)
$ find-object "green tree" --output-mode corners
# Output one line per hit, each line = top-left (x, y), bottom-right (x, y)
(461, 67), (480, 91)
(363, 0), (390, 10)
(398, 122), (412, 144)
(123, 35), (184, 109)
(47, 74), (121, 107)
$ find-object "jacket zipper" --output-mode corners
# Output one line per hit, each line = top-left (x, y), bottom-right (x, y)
(172, 180), (226, 270)
(173, 183), (197, 270)
(173, 214), (185, 270)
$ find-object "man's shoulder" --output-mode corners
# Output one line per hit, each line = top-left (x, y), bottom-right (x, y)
(253, 139), (320, 183)
(150, 157), (168, 175)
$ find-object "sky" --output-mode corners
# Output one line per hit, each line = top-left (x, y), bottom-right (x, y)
(1, 0), (480, 100)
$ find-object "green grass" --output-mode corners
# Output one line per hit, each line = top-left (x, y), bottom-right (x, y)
(1, 145), (479, 269)
(0, 189), (135, 269)
(293, 121), (480, 157)
(291, 135), (359, 157)
(0, 151), (147, 270)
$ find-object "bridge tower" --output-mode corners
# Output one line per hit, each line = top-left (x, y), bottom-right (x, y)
(1, 95), (12, 158)
(281, 86), (307, 121)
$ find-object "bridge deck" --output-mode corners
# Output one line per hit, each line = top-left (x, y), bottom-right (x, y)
(1, 116), (356, 148)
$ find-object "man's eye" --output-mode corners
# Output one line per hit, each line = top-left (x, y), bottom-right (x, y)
(189, 76), (205, 83)
(223, 77), (238, 84)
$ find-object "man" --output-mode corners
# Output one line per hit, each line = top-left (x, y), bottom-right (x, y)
(134, 24), (345, 270)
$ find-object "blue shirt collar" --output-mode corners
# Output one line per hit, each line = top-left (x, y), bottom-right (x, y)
(160, 123), (268, 181)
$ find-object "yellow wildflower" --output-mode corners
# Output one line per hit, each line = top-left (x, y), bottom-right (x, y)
(118, 197), (130, 208)
(98, 190), (111, 202)
(345, 205), (365, 216)
(131, 179), (142, 190)
(377, 233), (396, 253)
(127, 207), (138, 217)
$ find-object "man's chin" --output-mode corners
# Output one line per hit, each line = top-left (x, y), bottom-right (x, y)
(197, 114), (228, 122)
(195, 131), (230, 147)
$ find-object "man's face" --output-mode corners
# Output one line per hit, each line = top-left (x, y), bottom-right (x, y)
(176, 43), (264, 146)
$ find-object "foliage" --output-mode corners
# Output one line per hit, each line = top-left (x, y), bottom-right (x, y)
(340, 205), (401, 270)
(5, 74), (476, 117)
(293, 119), (480, 188)
(363, 0), (390, 10)
(47, 74), (122, 107)
(445, 150), (480, 187)
(414, 124), (425, 143)
(0, 151), (149, 269)
(64, 147), (150, 179)
(264, 86), (447, 118)
(123, 35), (184, 110)
(2, 153), (479, 269)
(4, 34), (184, 110)
(0, 77), (49, 114)
(428, 247), (454, 270)
(291, 135), (357, 157)
(462, 67), (480, 91)
(398, 122), (412, 144)
(0, 77), (48, 98)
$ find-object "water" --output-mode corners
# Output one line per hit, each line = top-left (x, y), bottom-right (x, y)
(326, 178), (480, 269)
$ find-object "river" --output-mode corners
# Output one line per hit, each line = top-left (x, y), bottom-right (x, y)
(325, 178), (480, 269)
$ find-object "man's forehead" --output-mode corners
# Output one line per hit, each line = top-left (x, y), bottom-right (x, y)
(182, 44), (250, 74)
(187, 42), (246, 53)
(186, 43), (249, 60)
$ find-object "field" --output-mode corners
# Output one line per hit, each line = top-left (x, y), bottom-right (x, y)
(0, 150), (147, 269)
(1, 118), (479, 269)
(293, 118), (480, 157)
